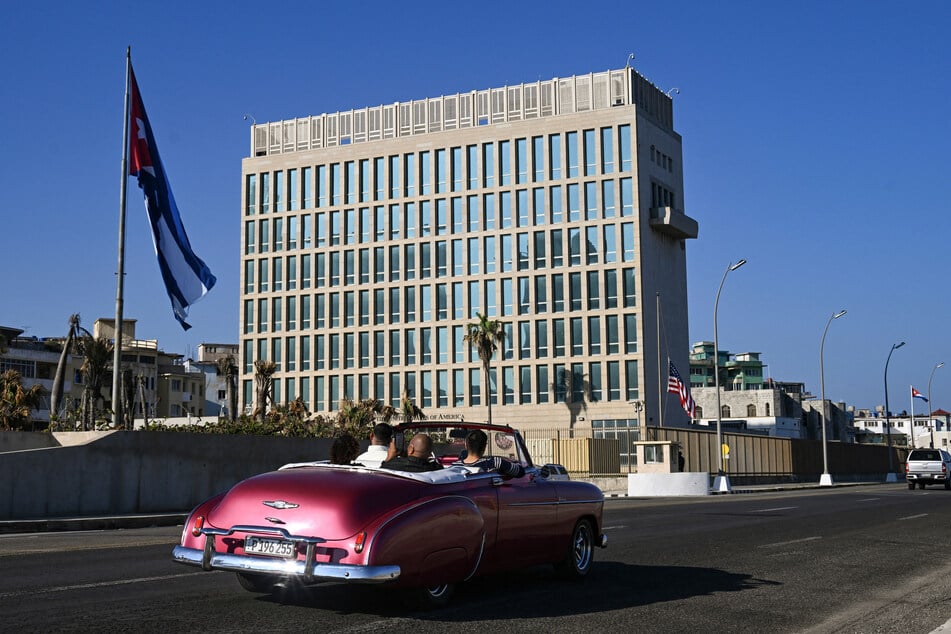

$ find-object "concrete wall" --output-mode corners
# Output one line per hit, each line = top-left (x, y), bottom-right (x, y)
(0, 432), (340, 520)
(0, 431), (60, 452)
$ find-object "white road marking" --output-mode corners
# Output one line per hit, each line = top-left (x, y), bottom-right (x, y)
(898, 513), (929, 521)
(751, 506), (797, 513)
(757, 536), (822, 549)
(0, 571), (212, 600)
(856, 498), (879, 502)
(601, 525), (626, 530)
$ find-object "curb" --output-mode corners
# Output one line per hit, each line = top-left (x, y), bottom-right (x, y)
(0, 513), (187, 535)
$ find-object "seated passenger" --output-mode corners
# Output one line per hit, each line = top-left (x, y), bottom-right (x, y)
(380, 433), (443, 472)
(453, 430), (525, 478)
(329, 433), (360, 465)
(353, 422), (393, 468)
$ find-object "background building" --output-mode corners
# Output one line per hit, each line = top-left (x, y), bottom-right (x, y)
(238, 67), (699, 434)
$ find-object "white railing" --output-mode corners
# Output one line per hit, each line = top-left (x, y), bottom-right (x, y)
(250, 68), (643, 157)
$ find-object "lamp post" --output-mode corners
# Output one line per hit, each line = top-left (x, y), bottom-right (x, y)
(884, 341), (905, 482)
(819, 309), (847, 486)
(713, 259), (746, 493)
(928, 362), (944, 448)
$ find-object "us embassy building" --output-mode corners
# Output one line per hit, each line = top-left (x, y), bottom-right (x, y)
(239, 66), (698, 435)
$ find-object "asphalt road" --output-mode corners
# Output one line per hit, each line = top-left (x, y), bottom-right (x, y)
(2, 484), (951, 633)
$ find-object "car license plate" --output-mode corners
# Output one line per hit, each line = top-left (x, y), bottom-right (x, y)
(245, 536), (296, 558)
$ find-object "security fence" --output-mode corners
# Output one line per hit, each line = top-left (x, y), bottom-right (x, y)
(520, 425), (907, 483)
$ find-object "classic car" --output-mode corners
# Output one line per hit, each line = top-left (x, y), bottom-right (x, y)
(172, 422), (606, 607)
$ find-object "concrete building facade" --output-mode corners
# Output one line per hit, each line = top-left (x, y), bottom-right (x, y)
(238, 67), (698, 433)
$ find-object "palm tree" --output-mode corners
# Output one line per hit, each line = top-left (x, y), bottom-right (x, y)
(0, 370), (46, 430)
(399, 390), (426, 424)
(50, 314), (88, 421)
(216, 354), (238, 422)
(253, 360), (277, 423)
(464, 312), (505, 424)
(79, 337), (114, 430)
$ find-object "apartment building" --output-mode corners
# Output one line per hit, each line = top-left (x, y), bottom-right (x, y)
(239, 67), (698, 433)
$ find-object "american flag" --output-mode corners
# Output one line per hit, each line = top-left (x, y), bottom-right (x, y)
(668, 361), (696, 418)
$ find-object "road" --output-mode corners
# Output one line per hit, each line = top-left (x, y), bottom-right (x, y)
(2, 484), (951, 633)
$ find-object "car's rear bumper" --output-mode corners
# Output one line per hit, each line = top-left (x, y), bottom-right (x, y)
(906, 474), (949, 482)
(172, 545), (400, 583)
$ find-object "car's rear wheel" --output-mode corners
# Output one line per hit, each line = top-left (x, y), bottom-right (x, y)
(235, 572), (278, 593)
(944, 479), (950, 490)
(909, 482), (916, 490)
(919, 482), (927, 489)
(406, 583), (455, 610)
(556, 519), (594, 580)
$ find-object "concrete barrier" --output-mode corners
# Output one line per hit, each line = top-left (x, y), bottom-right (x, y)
(0, 431), (342, 520)
(628, 472), (710, 496)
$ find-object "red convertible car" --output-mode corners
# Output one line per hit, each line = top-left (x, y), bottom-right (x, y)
(172, 422), (606, 607)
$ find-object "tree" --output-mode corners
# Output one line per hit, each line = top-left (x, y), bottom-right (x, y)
(0, 370), (46, 430)
(50, 314), (88, 421)
(78, 337), (113, 431)
(464, 312), (505, 424)
(216, 354), (238, 422)
(253, 360), (276, 424)
(336, 397), (399, 436)
(399, 391), (426, 424)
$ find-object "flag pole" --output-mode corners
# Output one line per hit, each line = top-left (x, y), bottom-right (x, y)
(112, 46), (131, 429)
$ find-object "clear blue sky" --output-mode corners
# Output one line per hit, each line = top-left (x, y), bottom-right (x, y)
(3, 1), (948, 412)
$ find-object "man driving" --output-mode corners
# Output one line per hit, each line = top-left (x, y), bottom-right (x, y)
(454, 429), (524, 478)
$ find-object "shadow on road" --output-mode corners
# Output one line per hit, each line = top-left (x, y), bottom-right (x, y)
(253, 561), (780, 619)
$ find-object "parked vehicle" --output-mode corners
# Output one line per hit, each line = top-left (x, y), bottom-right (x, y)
(172, 422), (606, 607)
(905, 448), (951, 490)
(541, 463), (571, 481)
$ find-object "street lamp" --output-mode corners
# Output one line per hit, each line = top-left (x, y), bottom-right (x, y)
(884, 341), (905, 482)
(928, 362), (944, 448)
(713, 259), (746, 493)
(819, 309), (847, 486)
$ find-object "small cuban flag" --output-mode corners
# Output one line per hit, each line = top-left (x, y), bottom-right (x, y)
(912, 387), (928, 402)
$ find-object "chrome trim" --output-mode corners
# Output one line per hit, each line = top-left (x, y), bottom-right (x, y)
(599, 533), (608, 548)
(200, 524), (325, 544)
(173, 545), (400, 583)
(262, 500), (299, 509)
(552, 498), (605, 505)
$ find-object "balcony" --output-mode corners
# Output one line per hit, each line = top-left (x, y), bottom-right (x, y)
(649, 206), (699, 240)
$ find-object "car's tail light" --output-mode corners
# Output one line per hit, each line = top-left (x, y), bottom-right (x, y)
(354, 532), (367, 554)
(905, 463), (910, 473)
(191, 515), (205, 537)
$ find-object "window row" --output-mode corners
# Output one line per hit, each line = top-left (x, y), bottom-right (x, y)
(243, 179), (637, 254)
(241, 314), (638, 373)
(241, 359), (640, 412)
(243, 227), (639, 294)
(242, 269), (638, 334)
(245, 126), (633, 214)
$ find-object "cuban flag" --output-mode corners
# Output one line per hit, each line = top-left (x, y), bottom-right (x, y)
(128, 66), (216, 330)
(912, 387), (928, 402)
(667, 361), (697, 418)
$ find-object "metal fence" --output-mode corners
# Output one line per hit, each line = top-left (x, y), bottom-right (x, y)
(521, 425), (907, 482)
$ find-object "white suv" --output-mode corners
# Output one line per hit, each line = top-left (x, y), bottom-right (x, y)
(905, 448), (951, 490)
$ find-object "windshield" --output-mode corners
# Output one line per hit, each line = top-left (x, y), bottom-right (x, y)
(396, 424), (532, 468)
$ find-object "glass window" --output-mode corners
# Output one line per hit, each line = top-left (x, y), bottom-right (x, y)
(516, 138), (527, 184)
(570, 317), (583, 356)
(330, 163), (341, 206)
(566, 131), (578, 178)
(569, 272), (582, 311)
(484, 279), (497, 317)
(317, 165), (327, 207)
(586, 226), (599, 264)
(499, 140), (511, 186)
(585, 181), (598, 220)
(622, 222), (635, 262)
(389, 155), (400, 199)
(533, 187), (546, 226)
(583, 129), (596, 176)
(567, 184), (580, 222)
(484, 193), (495, 230)
(436, 199), (447, 236)
(246, 174), (257, 216)
(534, 275), (547, 313)
(301, 294), (311, 329)
(619, 124), (632, 172)
(420, 242), (431, 278)
(483, 142), (494, 188)
(588, 317), (601, 355)
(467, 145), (479, 189)
(420, 151), (431, 195)
(620, 177), (634, 216)
(536, 366), (549, 403)
(435, 149), (446, 193)
(587, 270), (600, 310)
(623, 268), (636, 307)
(589, 362), (602, 402)
(606, 315), (619, 354)
(261, 172), (271, 213)
(244, 260), (254, 293)
(626, 359), (639, 400)
(404, 153), (415, 197)
(604, 270), (618, 309)
(374, 157), (384, 201)
(500, 192), (512, 229)
(624, 313), (637, 353)
(553, 319), (565, 357)
(549, 133), (562, 180)
(286, 295), (297, 330)
(406, 286), (417, 322)
(536, 321), (549, 358)
(451, 147), (463, 192)
(551, 229), (563, 267)
(532, 136), (544, 183)
(601, 127), (614, 174)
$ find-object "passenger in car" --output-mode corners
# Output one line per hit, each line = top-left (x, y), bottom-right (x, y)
(330, 434), (360, 465)
(353, 422), (393, 468)
(454, 430), (525, 478)
(380, 434), (444, 472)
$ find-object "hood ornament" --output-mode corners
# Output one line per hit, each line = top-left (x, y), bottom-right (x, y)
(262, 500), (299, 510)
(265, 516), (286, 524)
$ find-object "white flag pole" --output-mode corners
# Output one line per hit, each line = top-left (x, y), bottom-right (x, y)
(111, 46), (131, 429)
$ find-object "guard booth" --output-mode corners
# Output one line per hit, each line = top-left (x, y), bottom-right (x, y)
(632, 440), (683, 473)
(628, 440), (709, 496)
